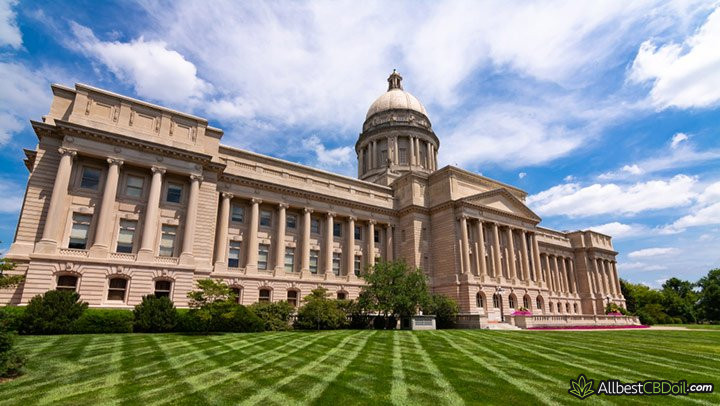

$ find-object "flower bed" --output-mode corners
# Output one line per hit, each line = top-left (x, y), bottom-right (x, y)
(606, 311), (623, 316)
(511, 310), (532, 316)
(528, 325), (649, 330)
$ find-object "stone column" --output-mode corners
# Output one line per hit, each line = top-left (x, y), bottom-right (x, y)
(559, 257), (568, 293)
(372, 141), (378, 169)
(274, 203), (288, 272)
(612, 261), (622, 296)
(346, 216), (355, 276)
(599, 259), (610, 295)
(385, 224), (394, 261)
(520, 230), (530, 281)
(139, 166), (165, 258)
(300, 208), (312, 273)
(542, 254), (550, 283)
(368, 220), (376, 268)
(324, 212), (335, 274)
(604, 260), (616, 296)
(551, 255), (560, 292)
(90, 157), (123, 254)
(531, 233), (541, 282)
(180, 174), (202, 263)
(245, 198), (261, 271)
(38, 147), (77, 251)
(492, 223), (502, 278)
(393, 137), (399, 164)
(409, 136), (416, 166)
(213, 192), (233, 265)
(506, 227), (517, 279)
(430, 144), (435, 170)
(475, 220), (487, 276)
(358, 149), (364, 176)
(567, 259), (577, 294)
(459, 215), (471, 274)
(424, 141), (431, 168)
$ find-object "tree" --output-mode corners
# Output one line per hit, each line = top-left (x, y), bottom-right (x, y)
(661, 278), (698, 323)
(295, 288), (347, 330)
(249, 301), (294, 331)
(697, 269), (720, 323)
(0, 258), (24, 290)
(21, 290), (88, 334)
(183, 279), (263, 333)
(423, 294), (459, 329)
(358, 260), (430, 328)
(187, 279), (236, 308)
(0, 259), (25, 378)
(133, 295), (178, 333)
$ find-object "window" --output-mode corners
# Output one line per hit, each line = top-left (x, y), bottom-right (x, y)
(166, 183), (183, 203)
(523, 296), (530, 309)
(333, 223), (342, 238)
(354, 225), (362, 240)
(311, 218), (320, 234)
(80, 167), (101, 190)
(374, 229), (380, 243)
(230, 287), (242, 303)
(557, 302), (562, 313)
(231, 205), (244, 222)
(380, 149), (387, 164)
(284, 247), (295, 272)
(107, 278), (128, 301)
(309, 250), (319, 274)
(566, 303), (571, 313)
(258, 244), (269, 270)
(259, 288), (271, 302)
(69, 213), (92, 249)
(332, 253), (341, 275)
(354, 255), (361, 276)
(493, 294), (500, 308)
(56, 275), (78, 292)
(159, 225), (177, 257)
(228, 241), (242, 268)
(536, 297), (542, 309)
(509, 296), (516, 309)
(260, 210), (272, 227)
(476, 293), (484, 308)
(287, 290), (298, 307)
(125, 176), (144, 197)
(573, 303), (578, 313)
(154, 280), (172, 298)
(286, 214), (297, 230)
(399, 148), (407, 164)
(549, 302), (554, 313)
(337, 292), (347, 300)
(116, 219), (137, 253)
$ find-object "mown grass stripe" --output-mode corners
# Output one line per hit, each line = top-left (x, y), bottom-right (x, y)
(391, 332), (409, 405)
(408, 332), (466, 406)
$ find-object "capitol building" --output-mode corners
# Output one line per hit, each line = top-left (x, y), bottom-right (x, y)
(1, 71), (630, 327)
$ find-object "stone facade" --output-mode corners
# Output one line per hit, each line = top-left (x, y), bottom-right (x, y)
(2, 72), (627, 324)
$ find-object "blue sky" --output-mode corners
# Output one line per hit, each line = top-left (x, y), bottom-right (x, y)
(1, 0), (719, 287)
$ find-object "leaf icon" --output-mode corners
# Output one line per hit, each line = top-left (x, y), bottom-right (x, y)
(568, 374), (595, 399)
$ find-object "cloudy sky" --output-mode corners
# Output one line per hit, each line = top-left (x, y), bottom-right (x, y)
(1, 0), (719, 287)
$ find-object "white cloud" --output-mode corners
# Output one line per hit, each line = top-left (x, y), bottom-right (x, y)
(518, 172), (526, 179)
(0, 179), (24, 213)
(70, 22), (211, 107)
(563, 175), (575, 182)
(670, 132), (688, 148)
(0, 62), (53, 144)
(587, 222), (647, 238)
(622, 164), (644, 175)
(661, 181), (720, 232)
(628, 247), (679, 258)
(629, 7), (720, 109)
(301, 136), (353, 174)
(0, 0), (22, 48)
(527, 174), (697, 218)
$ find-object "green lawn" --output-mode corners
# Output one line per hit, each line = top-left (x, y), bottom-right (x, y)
(656, 324), (720, 330)
(1, 330), (719, 405)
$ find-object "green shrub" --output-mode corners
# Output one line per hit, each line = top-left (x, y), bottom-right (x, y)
(176, 302), (264, 333)
(0, 327), (26, 378)
(134, 295), (178, 333)
(295, 288), (347, 330)
(423, 294), (459, 329)
(249, 301), (294, 331)
(0, 306), (25, 332)
(71, 309), (133, 334)
(21, 290), (88, 334)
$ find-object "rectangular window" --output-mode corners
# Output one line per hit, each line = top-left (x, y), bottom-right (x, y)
(154, 280), (172, 298)
(309, 250), (319, 273)
(380, 149), (387, 164)
(354, 255), (361, 277)
(399, 148), (407, 164)
(332, 253), (341, 275)
(374, 229), (380, 243)
(258, 244), (269, 270)
(125, 175), (144, 198)
(284, 247), (295, 272)
(228, 241), (241, 268)
(159, 225), (177, 257)
(260, 210), (272, 227)
(287, 290), (298, 307)
(286, 214), (297, 230)
(166, 183), (182, 203)
(80, 167), (101, 190)
(259, 288), (271, 302)
(107, 278), (127, 301)
(231, 205), (244, 222)
(354, 225), (362, 240)
(69, 213), (92, 249)
(116, 219), (137, 253)
(311, 218), (320, 234)
(333, 222), (342, 238)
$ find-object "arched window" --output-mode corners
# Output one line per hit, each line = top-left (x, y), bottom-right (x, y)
(154, 280), (172, 298)
(230, 287), (242, 304)
(565, 303), (570, 313)
(536, 296), (542, 310)
(337, 291), (347, 300)
(493, 294), (500, 308)
(476, 292), (484, 309)
(523, 295), (530, 309)
(259, 288), (271, 302)
(56, 275), (78, 292)
(508, 295), (516, 309)
(107, 277), (128, 301)
(573, 303), (579, 314)
(287, 290), (299, 307)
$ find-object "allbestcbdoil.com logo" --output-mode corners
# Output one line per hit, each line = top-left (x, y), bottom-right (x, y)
(568, 374), (714, 399)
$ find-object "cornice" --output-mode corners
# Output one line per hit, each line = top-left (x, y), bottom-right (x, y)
(429, 166), (527, 198)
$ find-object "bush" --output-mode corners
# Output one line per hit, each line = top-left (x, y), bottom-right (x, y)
(249, 301), (294, 331)
(0, 306), (25, 332)
(21, 290), (88, 334)
(134, 295), (178, 333)
(295, 288), (347, 330)
(71, 309), (134, 334)
(423, 294), (459, 329)
(177, 302), (264, 333)
(0, 328), (25, 378)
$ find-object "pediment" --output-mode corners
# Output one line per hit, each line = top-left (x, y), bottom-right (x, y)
(461, 188), (541, 222)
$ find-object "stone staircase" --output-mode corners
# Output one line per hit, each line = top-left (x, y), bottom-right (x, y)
(484, 322), (521, 330)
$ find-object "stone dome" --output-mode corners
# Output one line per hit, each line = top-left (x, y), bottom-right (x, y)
(365, 70), (428, 119)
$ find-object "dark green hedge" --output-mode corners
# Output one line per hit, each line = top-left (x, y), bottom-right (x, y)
(71, 309), (134, 334)
(0, 306), (25, 332)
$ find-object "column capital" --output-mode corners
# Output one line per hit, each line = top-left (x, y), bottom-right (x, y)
(151, 165), (166, 175)
(221, 192), (234, 200)
(348, 216), (357, 222)
(190, 173), (204, 183)
(368, 219), (377, 225)
(58, 147), (77, 158)
(106, 157), (124, 166)
(457, 214), (469, 221)
(327, 211), (336, 218)
(251, 197), (263, 204)
(303, 207), (314, 214)
(278, 203), (289, 209)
